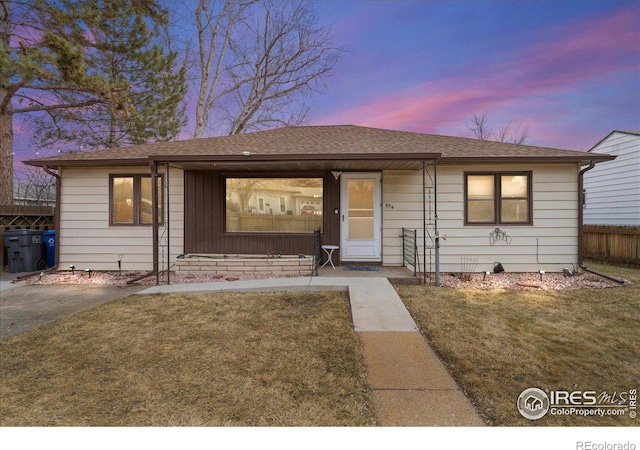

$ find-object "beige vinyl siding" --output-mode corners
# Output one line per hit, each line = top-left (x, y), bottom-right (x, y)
(382, 163), (579, 273)
(59, 166), (184, 271)
(584, 132), (640, 225)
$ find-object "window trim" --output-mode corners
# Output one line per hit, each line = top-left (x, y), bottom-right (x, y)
(109, 174), (164, 227)
(464, 171), (533, 226)
(222, 173), (325, 235)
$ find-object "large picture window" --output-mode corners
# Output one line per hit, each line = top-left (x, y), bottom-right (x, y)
(225, 178), (323, 233)
(110, 175), (163, 226)
(465, 172), (532, 225)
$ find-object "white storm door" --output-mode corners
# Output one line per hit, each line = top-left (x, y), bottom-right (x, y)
(340, 173), (382, 261)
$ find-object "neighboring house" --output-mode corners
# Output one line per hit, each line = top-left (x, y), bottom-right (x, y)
(583, 130), (640, 226)
(26, 125), (614, 273)
(13, 182), (56, 207)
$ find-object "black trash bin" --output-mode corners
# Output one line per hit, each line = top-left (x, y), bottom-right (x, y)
(2, 229), (45, 273)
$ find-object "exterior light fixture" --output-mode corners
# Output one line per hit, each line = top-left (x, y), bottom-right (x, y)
(69, 264), (75, 274)
(539, 270), (545, 281)
(483, 271), (490, 281)
(242, 151), (251, 157)
(85, 268), (92, 278)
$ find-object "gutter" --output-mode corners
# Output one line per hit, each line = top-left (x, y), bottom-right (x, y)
(41, 165), (61, 270)
(24, 153), (614, 168)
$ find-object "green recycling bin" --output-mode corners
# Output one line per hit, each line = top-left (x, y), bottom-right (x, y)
(2, 229), (45, 273)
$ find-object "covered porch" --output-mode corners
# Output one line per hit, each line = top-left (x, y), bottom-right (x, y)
(149, 152), (439, 285)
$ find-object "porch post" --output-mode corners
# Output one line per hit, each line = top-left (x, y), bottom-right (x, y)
(422, 161), (427, 285)
(165, 162), (170, 285)
(150, 160), (159, 284)
(434, 162), (440, 287)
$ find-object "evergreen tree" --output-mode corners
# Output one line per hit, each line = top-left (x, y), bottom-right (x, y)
(31, 0), (187, 149)
(0, 0), (186, 204)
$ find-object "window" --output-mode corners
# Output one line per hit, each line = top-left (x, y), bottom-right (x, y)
(110, 175), (163, 226)
(465, 172), (532, 225)
(225, 177), (323, 233)
(279, 196), (286, 213)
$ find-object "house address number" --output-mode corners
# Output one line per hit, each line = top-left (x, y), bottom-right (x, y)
(384, 203), (394, 209)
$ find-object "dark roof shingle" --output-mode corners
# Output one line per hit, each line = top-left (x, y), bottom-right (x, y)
(26, 125), (613, 166)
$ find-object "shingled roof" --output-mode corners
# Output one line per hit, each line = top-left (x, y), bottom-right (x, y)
(25, 125), (613, 167)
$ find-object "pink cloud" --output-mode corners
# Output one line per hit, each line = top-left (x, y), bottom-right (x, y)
(315, 4), (639, 146)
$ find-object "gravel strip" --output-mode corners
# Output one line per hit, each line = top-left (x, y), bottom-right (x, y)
(12, 270), (630, 290)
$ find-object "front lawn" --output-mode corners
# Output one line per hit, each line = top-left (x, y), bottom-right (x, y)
(398, 262), (639, 426)
(0, 291), (374, 426)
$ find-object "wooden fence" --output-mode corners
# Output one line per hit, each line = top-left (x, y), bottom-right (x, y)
(1, 205), (55, 269)
(583, 225), (640, 267)
(226, 213), (322, 233)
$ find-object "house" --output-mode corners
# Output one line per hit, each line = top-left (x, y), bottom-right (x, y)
(583, 130), (640, 226)
(25, 125), (614, 275)
(13, 181), (56, 207)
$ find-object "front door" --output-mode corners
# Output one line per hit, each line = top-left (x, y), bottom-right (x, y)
(340, 173), (382, 261)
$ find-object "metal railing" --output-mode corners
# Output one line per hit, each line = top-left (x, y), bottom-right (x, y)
(401, 227), (418, 276)
(313, 228), (322, 276)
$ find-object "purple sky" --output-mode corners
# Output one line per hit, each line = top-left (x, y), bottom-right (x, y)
(12, 0), (640, 167)
(309, 0), (639, 150)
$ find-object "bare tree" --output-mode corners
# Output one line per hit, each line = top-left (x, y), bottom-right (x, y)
(467, 111), (529, 144)
(467, 111), (492, 141)
(224, 0), (340, 135)
(13, 165), (56, 206)
(496, 120), (529, 145)
(227, 178), (262, 212)
(193, 0), (253, 139)
(192, 0), (341, 138)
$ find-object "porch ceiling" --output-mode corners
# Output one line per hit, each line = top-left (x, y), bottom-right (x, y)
(166, 157), (435, 172)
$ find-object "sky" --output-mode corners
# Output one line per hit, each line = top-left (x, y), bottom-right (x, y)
(12, 0), (640, 167)
(308, 0), (639, 150)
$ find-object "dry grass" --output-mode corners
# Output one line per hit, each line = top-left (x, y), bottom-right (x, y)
(0, 291), (374, 426)
(398, 262), (640, 426)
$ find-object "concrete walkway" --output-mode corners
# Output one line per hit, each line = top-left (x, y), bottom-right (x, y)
(140, 276), (484, 426)
(0, 282), (145, 339)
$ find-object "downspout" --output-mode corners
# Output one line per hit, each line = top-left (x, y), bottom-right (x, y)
(576, 161), (624, 285)
(42, 165), (60, 269)
(577, 160), (595, 268)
